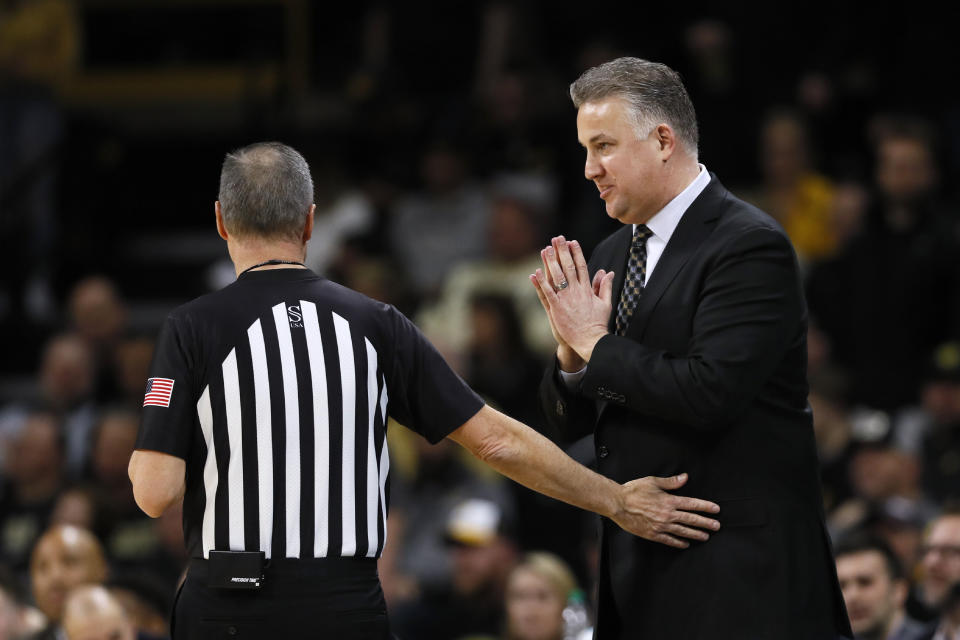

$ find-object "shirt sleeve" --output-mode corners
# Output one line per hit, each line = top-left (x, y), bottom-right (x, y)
(135, 313), (197, 460)
(385, 306), (484, 444)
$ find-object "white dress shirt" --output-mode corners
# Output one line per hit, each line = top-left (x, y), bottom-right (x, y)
(559, 164), (711, 387)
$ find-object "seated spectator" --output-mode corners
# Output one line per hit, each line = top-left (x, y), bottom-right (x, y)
(807, 117), (960, 411)
(416, 174), (557, 359)
(0, 410), (65, 573)
(741, 108), (838, 266)
(105, 573), (172, 639)
(110, 337), (156, 409)
(67, 277), (128, 403)
(29, 524), (107, 639)
(0, 565), (45, 639)
(505, 552), (588, 640)
(87, 409), (160, 573)
(388, 141), (491, 300)
(835, 534), (926, 639)
(915, 509), (960, 639)
(61, 585), (135, 640)
(391, 497), (518, 640)
(917, 343), (960, 505)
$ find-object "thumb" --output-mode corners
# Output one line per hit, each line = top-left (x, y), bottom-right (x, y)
(600, 270), (615, 303)
(653, 473), (688, 490)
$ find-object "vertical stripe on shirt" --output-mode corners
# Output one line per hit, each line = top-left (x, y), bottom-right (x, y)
(247, 319), (274, 558)
(272, 302), (301, 558)
(333, 312), (357, 556)
(197, 386), (217, 559)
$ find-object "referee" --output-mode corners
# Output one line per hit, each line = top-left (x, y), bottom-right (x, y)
(128, 142), (720, 639)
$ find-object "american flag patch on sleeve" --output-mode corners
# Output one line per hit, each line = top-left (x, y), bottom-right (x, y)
(143, 377), (175, 407)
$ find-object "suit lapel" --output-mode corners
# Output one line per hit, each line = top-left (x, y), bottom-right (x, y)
(624, 177), (727, 340)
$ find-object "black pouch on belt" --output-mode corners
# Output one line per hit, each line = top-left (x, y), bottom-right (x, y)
(207, 551), (266, 590)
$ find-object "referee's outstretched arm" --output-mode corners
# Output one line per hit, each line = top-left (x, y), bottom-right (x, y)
(448, 404), (720, 548)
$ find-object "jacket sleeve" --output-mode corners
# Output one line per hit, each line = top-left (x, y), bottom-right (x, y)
(538, 358), (597, 443)
(580, 227), (805, 431)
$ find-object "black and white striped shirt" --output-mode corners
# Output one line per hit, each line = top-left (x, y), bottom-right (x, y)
(136, 268), (483, 561)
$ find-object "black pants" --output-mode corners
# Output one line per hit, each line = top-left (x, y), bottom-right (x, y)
(173, 557), (390, 639)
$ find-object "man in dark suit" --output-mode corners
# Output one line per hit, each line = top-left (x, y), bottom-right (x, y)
(531, 57), (853, 639)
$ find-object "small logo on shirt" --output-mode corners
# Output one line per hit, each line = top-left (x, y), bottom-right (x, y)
(287, 305), (303, 328)
(143, 377), (175, 407)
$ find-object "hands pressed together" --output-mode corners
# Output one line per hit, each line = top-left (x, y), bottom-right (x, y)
(529, 235), (615, 370)
(531, 236), (721, 548)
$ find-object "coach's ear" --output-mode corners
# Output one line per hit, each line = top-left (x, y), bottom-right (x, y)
(215, 201), (229, 240)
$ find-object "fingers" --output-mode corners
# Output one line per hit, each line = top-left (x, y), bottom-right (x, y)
(653, 533), (689, 549)
(540, 248), (559, 290)
(530, 273), (551, 311)
(665, 523), (711, 542)
(599, 270), (615, 304)
(540, 246), (567, 291)
(592, 269), (605, 295)
(569, 239), (590, 286)
(551, 236), (582, 286)
(674, 510), (721, 532)
(674, 496), (721, 515)
(653, 473), (689, 490)
(533, 269), (559, 306)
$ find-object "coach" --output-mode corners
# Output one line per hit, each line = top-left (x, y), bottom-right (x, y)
(126, 141), (718, 639)
(533, 58), (853, 639)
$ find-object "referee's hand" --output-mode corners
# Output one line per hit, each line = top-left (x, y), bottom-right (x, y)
(612, 473), (720, 549)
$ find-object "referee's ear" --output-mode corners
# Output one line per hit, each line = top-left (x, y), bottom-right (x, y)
(215, 201), (229, 241)
(302, 204), (316, 243)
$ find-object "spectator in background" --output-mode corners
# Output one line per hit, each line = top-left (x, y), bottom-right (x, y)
(807, 117), (960, 412)
(505, 552), (585, 640)
(380, 435), (512, 606)
(87, 410), (159, 573)
(916, 343), (960, 505)
(915, 510), (960, 639)
(835, 534), (926, 640)
(388, 141), (491, 300)
(742, 108), (838, 266)
(0, 411), (65, 574)
(29, 525), (108, 640)
(0, 565), (45, 639)
(110, 337), (155, 409)
(67, 277), (128, 403)
(105, 574), (172, 640)
(392, 497), (518, 640)
(416, 174), (557, 359)
(61, 586), (136, 640)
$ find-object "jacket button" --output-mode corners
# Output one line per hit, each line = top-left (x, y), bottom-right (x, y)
(598, 445), (609, 459)
(556, 400), (565, 416)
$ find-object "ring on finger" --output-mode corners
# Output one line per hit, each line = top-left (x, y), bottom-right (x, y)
(556, 280), (569, 291)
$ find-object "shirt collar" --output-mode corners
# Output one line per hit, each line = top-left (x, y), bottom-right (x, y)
(634, 164), (710, 242)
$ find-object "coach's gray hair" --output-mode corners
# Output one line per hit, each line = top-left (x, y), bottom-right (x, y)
(570, 57), (699, 155)
(218, 142), (314, 240)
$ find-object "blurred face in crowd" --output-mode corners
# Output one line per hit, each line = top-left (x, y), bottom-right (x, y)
(62, 586), (135, 640)
(505, 567), (566, 640)
(836, 550), (906, 636)
(5, 413), (62, 487)
(876, 136), (936, 207)
(30, 525), (107, 623)
(113, 337), (155, 401)
(92, 413), (138, 484)
(761, 114), (809, 185)
(920, 515), (960, 609)
(40, 335), (94, 407)
(69, 277), (126, 346)
(577, 97), (676, 226)
(451, 538), (515, 597)
(488, 198), (540, 262)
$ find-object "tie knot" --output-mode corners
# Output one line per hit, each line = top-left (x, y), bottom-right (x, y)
(633, 224), (652, 246)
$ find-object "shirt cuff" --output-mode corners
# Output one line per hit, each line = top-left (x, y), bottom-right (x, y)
(558, 365), (587, 390)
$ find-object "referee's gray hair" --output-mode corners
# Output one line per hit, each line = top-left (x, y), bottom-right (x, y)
(570, 57), (699, 156)
(218, 142), (314, 241)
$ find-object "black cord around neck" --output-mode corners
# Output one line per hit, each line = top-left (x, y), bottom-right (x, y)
(238, 259), (306, 277)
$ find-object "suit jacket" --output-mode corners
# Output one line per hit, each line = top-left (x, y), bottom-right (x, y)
(539, 176), (853, 640)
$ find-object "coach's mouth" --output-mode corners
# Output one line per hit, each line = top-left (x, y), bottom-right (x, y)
(598, 185), (614, 199)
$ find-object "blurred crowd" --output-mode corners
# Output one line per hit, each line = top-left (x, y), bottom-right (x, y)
(1, 1), (959, 639)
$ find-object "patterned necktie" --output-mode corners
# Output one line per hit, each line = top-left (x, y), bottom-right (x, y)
(615, 224), (653, 336)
